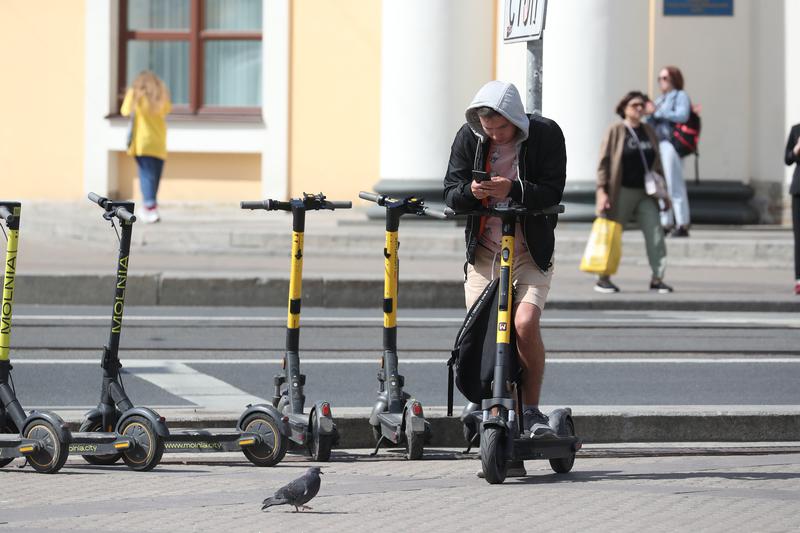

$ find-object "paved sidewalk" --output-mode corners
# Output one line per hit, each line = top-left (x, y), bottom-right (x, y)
(1, 446), (798, 532)
(5, 202), (799, 310)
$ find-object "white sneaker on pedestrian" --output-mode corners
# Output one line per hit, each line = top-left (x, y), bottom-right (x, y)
(138, 207), (160, 224)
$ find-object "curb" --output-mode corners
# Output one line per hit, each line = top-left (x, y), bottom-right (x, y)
(58, 413), (800, 447)
(11, 274), (800, 311)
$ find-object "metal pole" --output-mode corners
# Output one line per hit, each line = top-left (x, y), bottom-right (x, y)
(526, 39), (543, 115)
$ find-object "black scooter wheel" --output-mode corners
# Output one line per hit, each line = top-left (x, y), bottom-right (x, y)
(308, 409), (333, 462)
(78, 419), (122, 465)
(119, 416), (163, 472)
(549, 417), (576, 474)
(480, 427), (507, 484)
(405, 422), (424, 460)
(0, 425), (16, 468)
(24, 421), (68, 474)
(242, 413), (287, 467)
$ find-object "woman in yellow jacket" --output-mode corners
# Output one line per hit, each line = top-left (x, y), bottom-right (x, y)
(121, 71), (171, 223)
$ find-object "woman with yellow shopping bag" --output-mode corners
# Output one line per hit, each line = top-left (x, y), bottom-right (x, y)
(586, 90), (673, 294)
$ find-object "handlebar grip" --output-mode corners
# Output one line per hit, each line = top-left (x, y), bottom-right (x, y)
(240, 200), (269, 210)
(87, 192), (106, 207)
(541, 205), (566, 215)
(324, 201), (352, 209)
(116, 208), (136, 222)
(0, 206), (12, 222)
(358, 191), (381, 204)
(421, 206), (452, 220)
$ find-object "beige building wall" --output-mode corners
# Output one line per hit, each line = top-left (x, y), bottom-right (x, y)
(0, 0), (85, 199)
(289, 0), (381, 200)
(117, 152), (261, 202)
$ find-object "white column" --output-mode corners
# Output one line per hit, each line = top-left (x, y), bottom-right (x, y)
(786, 0), (800, 191)
(83, 0), (119, 196)
(542, 0), (649, 184)
(262, 0), (289, 200)
(375, 0), (494, 201)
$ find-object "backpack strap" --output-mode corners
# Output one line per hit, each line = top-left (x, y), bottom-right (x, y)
(447, 356), (454, 417)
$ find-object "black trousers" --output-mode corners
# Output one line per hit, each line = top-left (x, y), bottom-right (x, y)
(794, 195), (800, 280)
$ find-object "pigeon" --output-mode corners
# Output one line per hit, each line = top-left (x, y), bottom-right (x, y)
(262, 466), (323, 512)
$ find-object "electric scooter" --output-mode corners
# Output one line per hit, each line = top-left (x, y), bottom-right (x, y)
(78, 194), (170, 471)
(358, 192), (448, 460)
(85, 194), (289, 468)
(447, 202), (580, 484)
(0, 202), (70, 473)
(241, 193), (351, 461)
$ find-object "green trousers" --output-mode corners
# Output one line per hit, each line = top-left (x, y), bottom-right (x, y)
(609, 186), (667, 280)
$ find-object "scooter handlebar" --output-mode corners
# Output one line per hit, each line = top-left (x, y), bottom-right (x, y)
(358, 191), (381, 204)
(541, 205), (566, 215)
(323, 200), (352, 210)
(421, 206), (454, 220)
(115, 207), (136, 222)
(240, 200), (270, 210)
(87, 192), (107, 208)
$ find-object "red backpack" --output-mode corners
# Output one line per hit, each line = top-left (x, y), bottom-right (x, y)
(672, 104), (701, 158)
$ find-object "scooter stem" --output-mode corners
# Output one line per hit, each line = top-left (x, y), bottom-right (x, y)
(382, 209), (404, 413)
(491, 214), (516, 402)
(285, 204), (306, 414)
(0, 204), (21, 364)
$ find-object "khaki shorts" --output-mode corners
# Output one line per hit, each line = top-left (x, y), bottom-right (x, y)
(464, 245), (554, 311)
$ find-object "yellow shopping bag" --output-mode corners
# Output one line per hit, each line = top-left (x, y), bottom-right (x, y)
(579, 217), (622, 276)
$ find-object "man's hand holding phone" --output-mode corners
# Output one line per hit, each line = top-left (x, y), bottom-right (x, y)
(472, 170), (513, 200)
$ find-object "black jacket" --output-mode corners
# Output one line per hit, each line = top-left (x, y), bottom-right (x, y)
(785, 124), (800, 195)
(443, 114), (567, 271)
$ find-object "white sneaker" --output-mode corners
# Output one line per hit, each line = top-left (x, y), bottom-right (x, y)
(138, 207), (160, 224)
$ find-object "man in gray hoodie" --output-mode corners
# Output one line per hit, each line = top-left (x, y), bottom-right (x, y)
(444, 81), (567, 456)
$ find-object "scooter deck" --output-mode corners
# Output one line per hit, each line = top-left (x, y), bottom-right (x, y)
(512, 435), (581, 461)
(0, 434), (46, 458)
(69, 432), (134, 455)
(162, 428), (260, 453)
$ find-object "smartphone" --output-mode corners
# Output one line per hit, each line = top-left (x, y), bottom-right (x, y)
(472, 170), (490, 182)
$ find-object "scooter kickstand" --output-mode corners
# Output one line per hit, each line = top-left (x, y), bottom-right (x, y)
(370, 435), (386, 457)
(462, 433), (479, 455)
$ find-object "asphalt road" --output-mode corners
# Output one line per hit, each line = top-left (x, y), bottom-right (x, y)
(6, 305), (800, 410)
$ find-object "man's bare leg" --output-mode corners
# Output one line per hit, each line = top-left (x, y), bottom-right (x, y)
(514, 302), (545, 405)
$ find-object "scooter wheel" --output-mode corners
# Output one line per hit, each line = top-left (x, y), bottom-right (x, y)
(242, 413), (287, 467)
(480, 427), (507, 484)
(549, 417), (576, 474)
(405, 422), (424, 460)
(0, 424), (16, 468)
(24, 421), (68, 474)
(78, 419), (122, 465)
(308, 409), (333, 462)
(119, 416), (164, 472)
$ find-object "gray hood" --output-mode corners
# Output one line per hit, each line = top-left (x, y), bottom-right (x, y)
(465, 81), (529, 144)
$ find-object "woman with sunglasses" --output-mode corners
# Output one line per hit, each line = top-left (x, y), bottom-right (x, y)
(595, 91), (673, 294)
(646, 66), (692, 237)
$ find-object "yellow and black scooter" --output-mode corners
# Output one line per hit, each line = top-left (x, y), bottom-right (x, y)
(358, 192), (449, 460)
(447, 201), (580, 484)
(241, 193), (351, 461)
(0, 202), (71, 473)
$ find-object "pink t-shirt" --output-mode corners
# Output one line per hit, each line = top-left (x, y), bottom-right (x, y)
(478, 140), (528, 255)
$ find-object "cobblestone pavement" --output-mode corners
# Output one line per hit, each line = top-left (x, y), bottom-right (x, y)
(1, 448), (798, 532)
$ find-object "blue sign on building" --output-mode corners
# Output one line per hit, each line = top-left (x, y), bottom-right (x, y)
(664, 0), (733, 16)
